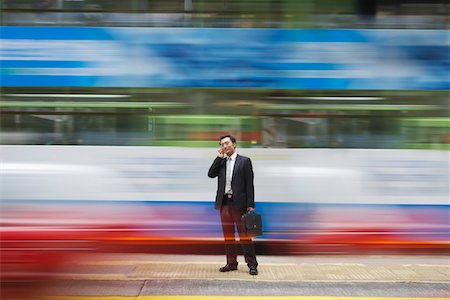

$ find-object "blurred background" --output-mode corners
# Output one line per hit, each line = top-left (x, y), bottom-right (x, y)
(0, 0), (449, 296)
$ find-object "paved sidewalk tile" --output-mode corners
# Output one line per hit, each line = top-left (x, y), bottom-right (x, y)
(63, 256), (449, 283)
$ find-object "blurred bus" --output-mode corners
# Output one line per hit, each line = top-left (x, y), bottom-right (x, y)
(1, 89), (448, 150)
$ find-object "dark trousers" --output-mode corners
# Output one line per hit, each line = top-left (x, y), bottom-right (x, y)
(220, 197), (258, 268)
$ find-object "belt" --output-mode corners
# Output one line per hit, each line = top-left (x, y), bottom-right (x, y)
(224, 193), (233, 199)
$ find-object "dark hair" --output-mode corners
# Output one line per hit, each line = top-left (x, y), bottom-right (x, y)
(219, 134), (236, 144)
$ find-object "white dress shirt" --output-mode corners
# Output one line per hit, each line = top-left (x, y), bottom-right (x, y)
(225, 151), (237, 194)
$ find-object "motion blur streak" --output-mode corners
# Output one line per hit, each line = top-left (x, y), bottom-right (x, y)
(0, 1), (449, 299)
(1, 146), (448, 260)
(36, 297), (450, 300)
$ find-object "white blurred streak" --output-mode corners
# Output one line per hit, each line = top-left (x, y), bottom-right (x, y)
(263, 166), (360, 178)
(2, 163), (103, 174)
(1, 146), (448, 205)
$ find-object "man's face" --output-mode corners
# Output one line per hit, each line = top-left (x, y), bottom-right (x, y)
(220, 137), (236, 157)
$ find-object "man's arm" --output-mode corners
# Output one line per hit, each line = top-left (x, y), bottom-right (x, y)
(244, 157), (255, 210)
(208, 157), (224, 178)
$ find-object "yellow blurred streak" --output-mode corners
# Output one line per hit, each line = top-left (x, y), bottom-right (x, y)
(42, 296), (450, 300)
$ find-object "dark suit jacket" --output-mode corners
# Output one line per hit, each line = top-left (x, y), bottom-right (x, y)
(208, 154), (255, 212)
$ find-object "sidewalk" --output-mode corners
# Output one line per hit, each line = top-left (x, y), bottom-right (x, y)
(62, 254), (449, 283)
(20, 254), (447, 299)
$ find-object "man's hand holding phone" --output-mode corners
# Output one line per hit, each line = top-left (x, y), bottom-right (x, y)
(217, 148), (225, 158)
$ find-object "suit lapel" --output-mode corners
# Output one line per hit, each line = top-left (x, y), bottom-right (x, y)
(221, 158), (227, 181)
(232, 154), (242, 179)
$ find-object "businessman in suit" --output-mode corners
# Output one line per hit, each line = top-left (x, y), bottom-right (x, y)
(208, 135), (258, 275)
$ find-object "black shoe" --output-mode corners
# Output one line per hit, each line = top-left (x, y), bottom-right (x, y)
(219, 264), (238, 272)
(249, 266), (258, 275)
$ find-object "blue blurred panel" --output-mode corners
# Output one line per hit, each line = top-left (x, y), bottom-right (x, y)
(1, 26), (448, 89)
(1, 75), (99, 87)
(2, 60), (85, 68)
(0, 26), (113, 40)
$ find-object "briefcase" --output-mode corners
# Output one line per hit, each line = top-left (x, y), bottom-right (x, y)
(242, 212), (263, 237)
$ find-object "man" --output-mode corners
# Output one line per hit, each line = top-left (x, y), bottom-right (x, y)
(208, 135), (258, 275)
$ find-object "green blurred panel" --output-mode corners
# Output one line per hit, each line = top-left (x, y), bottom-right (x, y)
(237, 0), (273, 13)
(404, 143), (450, 150)
(154, 123), (259, 132)
(398, 117), (449, 150)
(0, 101), (189, 109)
(399, 118), (450, 127)
(152, 115), (259, 127)
(314, 0), (357, 13)
(261, 104), (440, 111)
(150, 115), (261, 147)
(151, 140), (254, 147)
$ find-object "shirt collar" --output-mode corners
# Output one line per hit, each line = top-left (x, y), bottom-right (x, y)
(228, 152), (238, 161)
